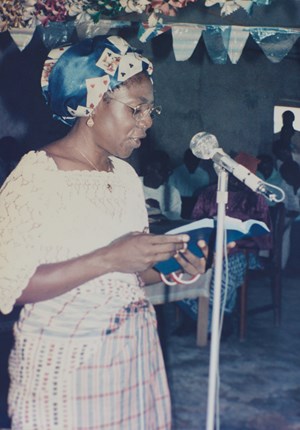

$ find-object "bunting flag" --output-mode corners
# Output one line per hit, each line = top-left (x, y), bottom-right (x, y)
(250, 27), (300, 63)
(9, 26), (36, 51)
(202, 25), (228, 64)
(222, 26), (250, 64)
(171, 24), (204, 61)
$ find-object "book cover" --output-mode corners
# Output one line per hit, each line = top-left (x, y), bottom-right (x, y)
(154, 216), (270, 275)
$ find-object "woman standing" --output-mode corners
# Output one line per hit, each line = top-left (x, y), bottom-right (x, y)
(0, 36), (207, 429)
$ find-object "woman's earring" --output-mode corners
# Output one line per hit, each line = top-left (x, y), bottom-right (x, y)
(86, 114), (94, 127)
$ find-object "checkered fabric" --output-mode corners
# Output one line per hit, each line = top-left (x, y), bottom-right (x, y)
(9, 301), (171, 430)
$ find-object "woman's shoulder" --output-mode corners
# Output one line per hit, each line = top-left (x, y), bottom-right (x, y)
(4, 150), (56, 182)
(15, 150), (55, 169)
(8, 151), (53, 183)
(0, 151), (57, 201)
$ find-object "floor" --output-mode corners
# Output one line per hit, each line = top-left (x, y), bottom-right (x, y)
(164, 274), (300, 430)
(0, 275), (299, 430)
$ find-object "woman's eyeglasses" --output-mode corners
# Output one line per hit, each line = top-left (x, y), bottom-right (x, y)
(107, 95), (162, 121)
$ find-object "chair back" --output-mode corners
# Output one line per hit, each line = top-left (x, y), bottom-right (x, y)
(238, 202), (285, 340)
(269, 202), (286, 268)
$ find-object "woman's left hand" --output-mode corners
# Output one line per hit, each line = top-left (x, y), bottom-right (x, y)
(173, 239), (208, 276)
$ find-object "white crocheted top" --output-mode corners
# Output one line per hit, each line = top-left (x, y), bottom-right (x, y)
(0, 150), (148, 338)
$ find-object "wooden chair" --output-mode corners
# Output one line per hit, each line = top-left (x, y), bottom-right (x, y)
(145, 268), (213, 347)
(238, 202), (286, 341)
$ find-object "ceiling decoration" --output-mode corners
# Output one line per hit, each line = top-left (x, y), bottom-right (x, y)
(204, 0), (272, 16)
(0, 0), (273, 34)
(2, 0), (299, 65)
(140, 23), (300, 63)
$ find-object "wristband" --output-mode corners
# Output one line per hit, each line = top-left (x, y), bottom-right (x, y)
(160, 272), (201, 286)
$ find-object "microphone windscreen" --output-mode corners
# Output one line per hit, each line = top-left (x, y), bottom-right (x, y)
(190, 132), (219, 159)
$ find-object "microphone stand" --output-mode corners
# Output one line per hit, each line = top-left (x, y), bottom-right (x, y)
(206, 167), (228, 430)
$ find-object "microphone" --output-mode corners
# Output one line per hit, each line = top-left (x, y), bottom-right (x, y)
(190, 132), (285, 203)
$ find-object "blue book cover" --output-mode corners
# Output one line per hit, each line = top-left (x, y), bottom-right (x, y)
(154, 216), (270, 275)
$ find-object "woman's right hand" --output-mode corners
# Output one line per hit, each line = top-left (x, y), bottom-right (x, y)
(103, 232), (190, 274)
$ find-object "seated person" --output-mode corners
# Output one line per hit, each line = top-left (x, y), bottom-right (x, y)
(257, 153), (282, 185)
(279, 160), (300, 214)
(290, 130), (300, 167)
(272, 141), (293, 168)
(176, 152), (272, 338)
(169, 148), (217, 219)
(140, 150), (182, 221)
(273, 130), (300, 171)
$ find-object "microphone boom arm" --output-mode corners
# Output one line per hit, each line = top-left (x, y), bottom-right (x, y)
(211, 149), (285, 203)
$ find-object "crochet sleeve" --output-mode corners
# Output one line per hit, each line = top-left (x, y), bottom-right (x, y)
(0, 158), (45, 314)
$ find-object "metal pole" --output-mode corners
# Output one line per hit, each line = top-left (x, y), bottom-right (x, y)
(206, 168), (228, 430)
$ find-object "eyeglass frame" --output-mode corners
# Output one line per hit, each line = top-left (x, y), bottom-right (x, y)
(106, 94), (162, 121)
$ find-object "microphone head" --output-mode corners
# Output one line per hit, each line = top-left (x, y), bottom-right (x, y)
(190, 132), (219, 160)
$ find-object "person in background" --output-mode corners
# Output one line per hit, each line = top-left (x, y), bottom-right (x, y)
(279, 160), (300, 213)
(141, 149), (182, 221)
(272, 110), (298, 170)
(273, 110), (296, 154)
(279, 110), (296, 149)
(0, 35), (208, 430)
(274, 131), (300, 171)
(272, 143), (293, 170)
(289, 130), (300, 167)
(169, 148), (217, 219)
(256, 153), (283, 207)
(279, 159), (300, 272)
(175, 152), (272, 339)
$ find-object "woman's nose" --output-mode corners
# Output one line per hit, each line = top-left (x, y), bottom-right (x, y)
(138, 113), (153, 129)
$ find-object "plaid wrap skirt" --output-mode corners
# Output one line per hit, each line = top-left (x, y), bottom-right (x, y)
(9, 300), (171, 430)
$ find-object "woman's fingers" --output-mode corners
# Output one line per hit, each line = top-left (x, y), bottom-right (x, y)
(149, 233), (190, 257)
(198, 239), (209, 260)
(227, 241), (236, 250)
(150, 233), (190, 245)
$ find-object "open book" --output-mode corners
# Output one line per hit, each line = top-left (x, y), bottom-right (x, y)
(154, 216), (270, 275)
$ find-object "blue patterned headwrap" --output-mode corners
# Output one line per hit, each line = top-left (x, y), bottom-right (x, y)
(41, 35), (153, 126)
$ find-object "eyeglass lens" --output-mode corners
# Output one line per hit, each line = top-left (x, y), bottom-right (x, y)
(134, 106), (162, 120)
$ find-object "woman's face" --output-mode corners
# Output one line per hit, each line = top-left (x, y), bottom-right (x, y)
(91, 74), (154, 159)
